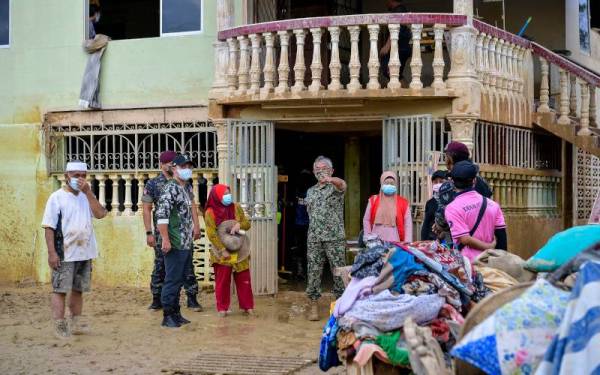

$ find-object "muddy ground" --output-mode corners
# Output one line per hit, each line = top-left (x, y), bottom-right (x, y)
(0, 282), (345, 375)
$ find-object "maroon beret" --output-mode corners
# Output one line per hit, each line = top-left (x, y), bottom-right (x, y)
(159, 150), (177, 164)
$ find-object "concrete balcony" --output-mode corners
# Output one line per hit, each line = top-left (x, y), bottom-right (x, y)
(212, 13), (467, 106)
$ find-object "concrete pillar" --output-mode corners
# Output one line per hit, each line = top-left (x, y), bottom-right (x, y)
(210, 0), (235, 98)
(213, 119), (229, 185)
(453, 0), (473, 19)
(446, 1), (481, 155)
(344, 137), (361, 239)
(447, 114), (478, 155)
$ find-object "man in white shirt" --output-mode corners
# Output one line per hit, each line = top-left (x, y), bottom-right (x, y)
(42, 161), (107, 338)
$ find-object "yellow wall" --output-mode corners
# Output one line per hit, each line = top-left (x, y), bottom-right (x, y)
(0, 123), (157, 287)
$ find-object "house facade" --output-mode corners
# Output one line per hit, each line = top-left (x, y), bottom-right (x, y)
(1, 0), (599, 295)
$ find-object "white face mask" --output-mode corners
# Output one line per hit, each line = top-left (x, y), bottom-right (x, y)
(432, 183), (443, 199)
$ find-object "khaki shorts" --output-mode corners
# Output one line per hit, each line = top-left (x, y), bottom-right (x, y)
(52, 260), (92, 293)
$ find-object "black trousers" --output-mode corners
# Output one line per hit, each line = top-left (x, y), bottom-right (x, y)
(160, 249), (192, 312)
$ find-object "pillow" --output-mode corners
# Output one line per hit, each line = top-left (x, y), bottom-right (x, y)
(451, 279), (569, 375)
(525, 225), (600, 272)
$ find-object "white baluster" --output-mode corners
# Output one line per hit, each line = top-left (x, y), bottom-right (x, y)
(122, 174), (133, 215)
(226, 37), (238, 96)
(569, 74), (578, 116)
(558, 69), (571, 125)
(57, 174), (66, 188)
(578, 80), (592, 136)
(192, 173), (200, 206)
(367, 24), (380, 90)
(109, 174), (119, 215)
(506, 44), (515, 124)
(499, 40), (508, 122)
(409, 24), (423, 90)
(347, 25), (362, 93)
(538, 57), (550, 113)
(328, 26), (342, 91)
(248, 33), (261, 96)
(236, 36), (250, 95)
(489, 37), (499, 122)
(387, 24), (401, 90)
(97, 174), (106, 208)
(203, 173), (213, 199)
(276, 31), (291, 94)
(136, 174), (145, 215)
(432, 24), (446, 90)
(515, 46), (525, 125)
(309, 27), (323, 93)
(261, 32), (275, 96)
(475, 32), (484, 82)
(590, 86), (597, 128)
(292, 29), (306, 93)
(481, 34), (491, 119)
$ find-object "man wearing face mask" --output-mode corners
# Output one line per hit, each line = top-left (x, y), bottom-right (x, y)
(142, 151), (202, 312)
(421, 170), (448, 241)
(155, 154), (197, 328)
(305, 156), (347, 321)
(42, 161), (107, 338)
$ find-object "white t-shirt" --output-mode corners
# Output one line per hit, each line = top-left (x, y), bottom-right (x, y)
(41, 188), (98, 262)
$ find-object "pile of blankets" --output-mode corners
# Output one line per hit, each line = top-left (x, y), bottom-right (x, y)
(320, 239), (493, 371)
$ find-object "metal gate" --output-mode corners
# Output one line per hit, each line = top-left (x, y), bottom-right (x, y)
(383, 115), (450, 237)
(228, 120), (278, 295)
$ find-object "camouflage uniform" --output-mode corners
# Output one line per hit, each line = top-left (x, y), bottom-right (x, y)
(305, 182), (346, 300)
(142, 174), (198, 298)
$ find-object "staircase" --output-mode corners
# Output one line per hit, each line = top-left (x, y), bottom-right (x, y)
(473, 20), (600, 157)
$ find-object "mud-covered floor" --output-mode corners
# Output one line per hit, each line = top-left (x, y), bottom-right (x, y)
(0, 282), (345, 375)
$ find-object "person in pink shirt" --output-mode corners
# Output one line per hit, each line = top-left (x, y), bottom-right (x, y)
(444, 161), (507, 261)
(363, 171), (412, 243)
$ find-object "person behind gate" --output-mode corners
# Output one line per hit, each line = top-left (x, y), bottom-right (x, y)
(305, 156), (347, 322)
(363, 171), (413, 243)
(142, 150), (202, 312)
(42, 161), (107, 338)
(155, 154), (197, 328)
(205, 184), (254, 317)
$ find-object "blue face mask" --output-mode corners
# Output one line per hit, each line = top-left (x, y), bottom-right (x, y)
(222, 194), (233, 206)
(69, 177), (80, 191)
(381, 184), (397, 196)
(177, 168), (192, 181)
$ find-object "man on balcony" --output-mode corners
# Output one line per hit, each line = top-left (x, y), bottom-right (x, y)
(380, 0), (412, 83)
(142, 151), (202, 312)
(42, 161), (107, 338)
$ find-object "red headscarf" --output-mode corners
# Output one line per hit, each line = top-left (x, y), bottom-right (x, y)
(205, 184), (236, 226)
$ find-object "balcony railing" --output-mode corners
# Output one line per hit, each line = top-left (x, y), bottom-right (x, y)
(473, 19), (599, 133)
(217, 13), (467, 100)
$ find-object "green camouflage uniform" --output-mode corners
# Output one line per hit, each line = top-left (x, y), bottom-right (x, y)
(143, 175), (198, 297)
(305, 182), (346, 300)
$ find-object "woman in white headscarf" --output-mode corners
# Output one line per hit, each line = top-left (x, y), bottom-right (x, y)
(362, 171), (412, 243)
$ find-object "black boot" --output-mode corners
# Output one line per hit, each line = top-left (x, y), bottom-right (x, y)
(161, 308), (181, 328)
(186, 294), (203, 312)
(148, 295), (162, 310)
(174, 306), (190, 325)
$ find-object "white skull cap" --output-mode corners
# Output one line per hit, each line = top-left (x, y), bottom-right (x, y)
(65, 161), (88, 172)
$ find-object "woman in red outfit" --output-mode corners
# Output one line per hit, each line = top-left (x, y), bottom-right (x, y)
(204, 184), (254, 317)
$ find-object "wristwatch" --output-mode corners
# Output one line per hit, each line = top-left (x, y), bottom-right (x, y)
(146, 230), (153, 235)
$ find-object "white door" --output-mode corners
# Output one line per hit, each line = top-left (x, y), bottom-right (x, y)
(383, 115), (450, 237)
(227, 120), (277, 295)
